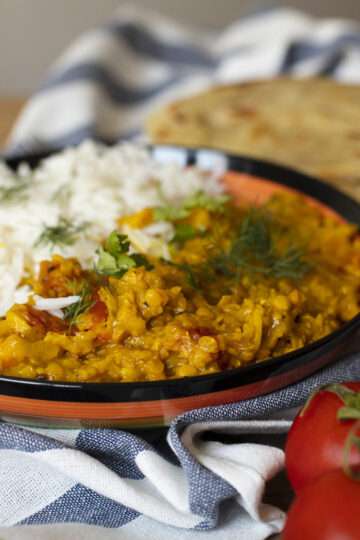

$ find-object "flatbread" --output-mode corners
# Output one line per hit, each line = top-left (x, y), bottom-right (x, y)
(146, 78), (360, 199)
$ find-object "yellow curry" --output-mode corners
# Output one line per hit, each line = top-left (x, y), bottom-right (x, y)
(0, 192), (359, 382)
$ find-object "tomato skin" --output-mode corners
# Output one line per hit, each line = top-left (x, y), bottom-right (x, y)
(89, 299), (108, 323)
(285, 382), (360, 492)
(282, 469), (360, 540)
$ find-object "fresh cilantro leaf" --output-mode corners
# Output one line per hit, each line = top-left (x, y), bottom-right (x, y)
(95, 247), (125, 276)
(171, 224), (199, 244)
(104, 231), (130, 257)
(131, 253), (154, 270)
(95, 231), (153, 277)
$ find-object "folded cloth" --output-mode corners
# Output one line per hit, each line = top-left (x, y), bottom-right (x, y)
(1, 6), (360, 540)
(0, 354), (359, 540)
(7, 5), (360, 155)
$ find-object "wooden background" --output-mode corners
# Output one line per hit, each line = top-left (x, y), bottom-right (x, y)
(0, 98), (25, 148)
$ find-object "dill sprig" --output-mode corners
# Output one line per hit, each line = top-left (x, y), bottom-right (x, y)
(63, 285), (95, 328)
(163, 259), (200, 288)
(0, 182), (30, 204)
(270, 247), (311, 279)
(169, 208), (310, 287)
(227, 208), (309, 279)
(95, 231), (153, 278)
(214, 208), (310, 280)
(34, 218), (88, 249)
(50, 184), (73, 203)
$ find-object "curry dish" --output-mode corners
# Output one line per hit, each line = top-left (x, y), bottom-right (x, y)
(0, 192), (359, 382)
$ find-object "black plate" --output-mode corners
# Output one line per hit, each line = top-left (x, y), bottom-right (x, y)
(1, 145), (359, 404)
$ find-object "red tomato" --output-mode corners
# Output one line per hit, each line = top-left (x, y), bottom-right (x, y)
(285, 382), (360, 492)
(282, 469), (360, 540)
(89, 299), (108, 323)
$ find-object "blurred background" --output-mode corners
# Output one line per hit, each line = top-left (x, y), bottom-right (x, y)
(0, 0), (359, 147)
(1, 0), (360, 95)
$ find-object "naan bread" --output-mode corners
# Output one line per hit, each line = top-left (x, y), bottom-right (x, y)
(146, 78), (360, 199)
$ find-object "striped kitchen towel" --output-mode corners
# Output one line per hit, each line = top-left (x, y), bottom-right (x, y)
(7, 5), (360, 155)
(0, 354), (359, 540)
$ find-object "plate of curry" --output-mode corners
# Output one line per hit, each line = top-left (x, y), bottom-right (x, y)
(0, 146), (359, 428)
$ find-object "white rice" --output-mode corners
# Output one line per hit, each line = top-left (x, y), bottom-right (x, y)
(0, 141), (224, 316)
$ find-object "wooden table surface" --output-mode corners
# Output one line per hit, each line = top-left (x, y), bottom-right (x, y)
(0, 97), (26, 147)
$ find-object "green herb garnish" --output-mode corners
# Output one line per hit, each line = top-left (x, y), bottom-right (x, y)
(183, 191), (230, 212)
(162, 259), (200, 288)
(50, 184), (73, 203)
(95, 231), (153, 277)
(214, 208), (310, 280)
(63, 285), (95, 328)
(171, 224), (199, 244)
(153, 205), (189, 222)
(270, 247), (310, 279)
(167, 208), (310, 288)
(0, 182), (29, 204)
(154, 190), (230, 222)
(34, 218), (88, 249)
(104, 230), (130, 255)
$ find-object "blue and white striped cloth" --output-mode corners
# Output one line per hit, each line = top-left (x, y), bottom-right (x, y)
(1, 6), (360, 540)
(0, 356), (359, 540)
(7, 5), (360, 155)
